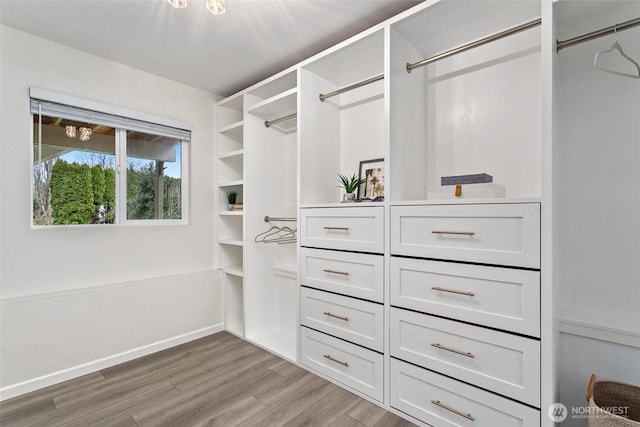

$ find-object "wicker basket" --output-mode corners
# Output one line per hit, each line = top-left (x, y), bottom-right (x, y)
(586, 375), (640, 427)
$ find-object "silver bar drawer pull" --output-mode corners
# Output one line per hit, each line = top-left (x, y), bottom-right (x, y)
(431, 286), (475, 297)
(432, 230), (475, 236)
(323, 354), (349, 367)
(323, 269), (350, 276)
(431, 400), (475, 421)
(324, 226), (350, 231)
(431, 343), (475, 358)
(323, 312), (349, 322)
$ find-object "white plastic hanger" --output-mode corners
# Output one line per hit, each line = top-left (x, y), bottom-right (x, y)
(593, 26), (640, 79)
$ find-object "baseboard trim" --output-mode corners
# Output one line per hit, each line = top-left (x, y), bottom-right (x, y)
(556, 318), (640, 349)
(0, 323), (224, 401)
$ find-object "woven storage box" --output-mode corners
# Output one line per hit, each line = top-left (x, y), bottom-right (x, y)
(587, 377), (640, 427)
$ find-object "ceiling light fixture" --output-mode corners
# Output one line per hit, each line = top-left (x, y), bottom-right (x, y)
(65, 125), (77, 138)
(79, 127), (92, 142)
(167, 0), (225, 15)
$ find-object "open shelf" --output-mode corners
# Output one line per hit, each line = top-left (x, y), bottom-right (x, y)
(219, 211), (244, 216)
(218, 149), (244, 160)
(222, 265), (244, 277)
(219, 239), (243, 247)
(247, 88), (297, 119)
(219, 120), (244, 135)
(218, 180), (244, 188)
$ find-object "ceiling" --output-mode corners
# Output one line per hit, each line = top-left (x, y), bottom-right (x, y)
(0, 0), (423, 97)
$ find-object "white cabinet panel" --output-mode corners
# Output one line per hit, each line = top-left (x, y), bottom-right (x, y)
(391, 359), (540, 427)
(390, 308), (540, 407)
(391, 257), (540, 337)
(301, 327), (383, 402)
(301, 207), (384, 253)
(301, 287), (383, 352)
(301, 247), (383, 302)
(391, 203), (540, 268)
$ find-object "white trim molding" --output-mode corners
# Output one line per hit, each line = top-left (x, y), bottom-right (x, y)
(556, 318), (640, 349)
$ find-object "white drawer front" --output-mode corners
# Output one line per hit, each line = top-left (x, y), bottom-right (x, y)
(301, 247), (383, 302)
(391, 359), (540, 427)
(301, 207), (384, 253)
(391, 257), (540, 337)
(391, 203), (540, 268)
(301, 287), (383, 352)
(300, 327), (383, 402)
(390, 308), (540, 406)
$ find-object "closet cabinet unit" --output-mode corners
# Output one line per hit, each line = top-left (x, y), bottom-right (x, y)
(216, 94), (245, 337)
(389, 0), (542, 202)
(389, 201), (542, 425)
(243, 70), (299, 361)
(299, 205), (385, 402)
(299, 28), (385, 205)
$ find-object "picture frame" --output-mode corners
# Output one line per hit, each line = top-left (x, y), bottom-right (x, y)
(358, 158), (384, 199)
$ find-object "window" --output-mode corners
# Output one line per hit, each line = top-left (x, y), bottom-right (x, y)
(31, 89), (190, 226)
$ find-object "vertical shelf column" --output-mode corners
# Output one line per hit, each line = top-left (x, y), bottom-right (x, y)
(216, 95), (245, 337)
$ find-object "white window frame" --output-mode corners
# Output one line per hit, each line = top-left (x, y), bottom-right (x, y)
(30, 87), (191, 227)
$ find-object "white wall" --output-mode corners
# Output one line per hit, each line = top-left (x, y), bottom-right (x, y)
(554, 1), (640, 422)
(0, 25), (223, 399)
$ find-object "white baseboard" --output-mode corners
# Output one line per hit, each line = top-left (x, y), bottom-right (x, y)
(0, 323), (224, 401)
(556, 318), (640, 349)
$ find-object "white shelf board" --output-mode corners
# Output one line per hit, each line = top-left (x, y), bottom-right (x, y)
(219, 211), (244, 216)
(247, 328), (297, 362)
(247, 88), (297, 120)
(218, 120), (243, 135)
(218, 149), (244, 160)
(218, 180), (244, 188)
(219, 239), (244, 247)
(222, 265), (244, 277)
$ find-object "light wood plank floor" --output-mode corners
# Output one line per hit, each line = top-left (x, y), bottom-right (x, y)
(0, 331), (416, 427)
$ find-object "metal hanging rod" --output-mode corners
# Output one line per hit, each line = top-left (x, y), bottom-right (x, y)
(264, 113), (297, 128)
(319, 73), (384, 102)
(406, 18), (541, 73)
(557, 17), (640, 53)
(264, 216), (297, 222)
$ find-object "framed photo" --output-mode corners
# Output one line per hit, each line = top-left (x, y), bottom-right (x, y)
(358, 158), (384, 199)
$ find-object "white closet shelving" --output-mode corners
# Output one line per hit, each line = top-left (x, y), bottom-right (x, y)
(216, 0), (640, 424)
(300, 28), (385, 205)
(216, 94), (245, 338)
(390, 0), (542, 202)
(216, 69), (299, 362)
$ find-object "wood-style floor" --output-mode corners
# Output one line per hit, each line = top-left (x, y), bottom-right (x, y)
(0, 331), (415, 427)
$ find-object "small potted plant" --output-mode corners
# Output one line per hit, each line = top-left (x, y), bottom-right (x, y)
(337, 173), (366, 203)
(226, 191), (238, 210)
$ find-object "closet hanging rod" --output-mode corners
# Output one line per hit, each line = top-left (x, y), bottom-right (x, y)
(319, 73), (384, 102)
(264, 113), (297, 128)
(406, 18), (541, 73)
(264, 216), (297, 222)
(556, 17), (640, 53)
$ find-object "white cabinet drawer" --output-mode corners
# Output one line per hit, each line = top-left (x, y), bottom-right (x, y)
(301, 247), (383, 302)
(391, 203), (540, 268)
(391, 359), (540, 427)
(390, 308), (540, 406)
(301, 207), (384, 253)
(300, 327), (383, 402)
(301, 287), (383, 352)
(391, 257), (540, 337)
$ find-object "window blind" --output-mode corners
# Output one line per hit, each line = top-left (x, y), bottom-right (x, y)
(30, 98), (191, 141)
